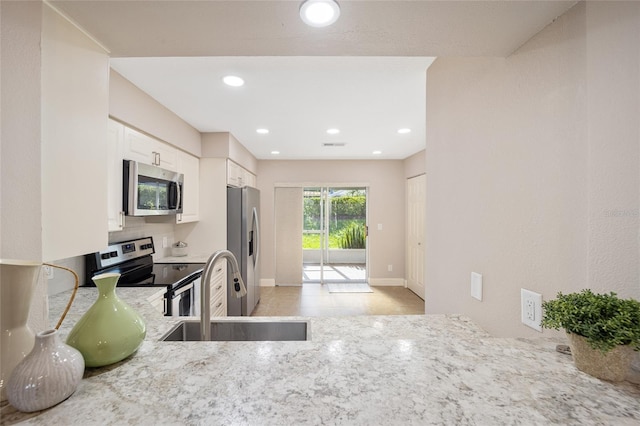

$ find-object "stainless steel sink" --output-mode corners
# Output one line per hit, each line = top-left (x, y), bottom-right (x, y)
(161, 320), (309, 342)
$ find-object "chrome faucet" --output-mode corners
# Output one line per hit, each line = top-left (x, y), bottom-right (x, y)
(200, 250), (247, 341)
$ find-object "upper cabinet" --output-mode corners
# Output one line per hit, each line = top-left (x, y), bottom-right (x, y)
(227, 159), (256, 188)
(107, 121), (201, 229)
(40, 5), (109, 261)
(107, 119), (125, 231)
(123, 127), (177, 171)
(176, 150), (200, 224)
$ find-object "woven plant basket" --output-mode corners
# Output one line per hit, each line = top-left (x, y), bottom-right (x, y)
(567, 332), (634, 382)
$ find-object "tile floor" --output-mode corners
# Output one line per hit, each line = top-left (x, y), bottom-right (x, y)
(251, 284), (425, 317)
(302, 264), (367, 283)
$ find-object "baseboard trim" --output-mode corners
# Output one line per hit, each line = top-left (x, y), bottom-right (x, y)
(368, 278), (405, 287)
(261, 278), (406, 287)
(260, 278), (276, 287)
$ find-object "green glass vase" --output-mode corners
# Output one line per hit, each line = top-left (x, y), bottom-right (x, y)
(66, 273), (146, 367)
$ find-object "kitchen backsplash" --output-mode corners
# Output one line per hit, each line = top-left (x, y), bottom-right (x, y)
(109, 216), (177, 261)
(47, 216), (177, 296)
(47, 256), (86, 295)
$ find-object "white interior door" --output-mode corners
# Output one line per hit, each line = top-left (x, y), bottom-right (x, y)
(406, 174), (426, 299)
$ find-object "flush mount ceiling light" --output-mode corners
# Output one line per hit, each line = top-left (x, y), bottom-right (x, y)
(300, 0), (340, 28)
(326, 128), (340, 135)
(256, 128), (269, 134)
(271, 151), (280, 155)
(397, 128), (411, 134)
(223, 75), (244, 87)
(372, 150), (382, 155)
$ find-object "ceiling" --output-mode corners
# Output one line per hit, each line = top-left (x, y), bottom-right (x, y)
(51, 0), (577, 160)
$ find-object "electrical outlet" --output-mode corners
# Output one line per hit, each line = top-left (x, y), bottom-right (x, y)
(43, 265), (54, 280)
(388, 264), (393, 272)
(162, 236), (168, 248)
(521, 289), (542, 332)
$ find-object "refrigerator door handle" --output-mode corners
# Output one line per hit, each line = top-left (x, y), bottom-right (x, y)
(252, 206), (260, 268)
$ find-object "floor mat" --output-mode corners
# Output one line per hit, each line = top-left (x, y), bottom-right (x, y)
(327, 283), (373, 293)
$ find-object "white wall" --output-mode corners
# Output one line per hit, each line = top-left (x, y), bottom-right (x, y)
(1, 0), (43, 261)
(201, 132), (258, 174)
(174, 158), (228, 257)
(585, 1), (640, 296)
(257, 160), (406, 285)
(404, 149), (425, 179)
(109, 70), (201, 157)
(425, 1), (639, 337)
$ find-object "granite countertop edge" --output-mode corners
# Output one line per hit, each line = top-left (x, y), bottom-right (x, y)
(2, 287), (638, 426)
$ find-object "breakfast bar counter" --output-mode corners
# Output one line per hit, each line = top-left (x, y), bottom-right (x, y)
(1, 288), (638, 425)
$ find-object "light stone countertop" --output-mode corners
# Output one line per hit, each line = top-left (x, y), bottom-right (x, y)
(1, 287), (639, 425)
(154, 254), (209, 264)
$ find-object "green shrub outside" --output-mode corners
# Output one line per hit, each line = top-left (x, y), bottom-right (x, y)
(303, 190), (366, 249)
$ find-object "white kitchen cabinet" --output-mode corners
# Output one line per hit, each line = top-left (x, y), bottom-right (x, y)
(243, 168), (257, 188)
(123, 126), (177, 171)
(148, 288), (166, 315)
(227, 159), (257, 188)
(107, 119), (125, 231)
(227, 159), (241, 187)
(40, 5), (109, 261)
(176, 150), (200, 224)
(208, 259), (227, 317)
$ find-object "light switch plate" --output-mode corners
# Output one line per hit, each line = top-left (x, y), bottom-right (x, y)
(471, 272), (482, 301)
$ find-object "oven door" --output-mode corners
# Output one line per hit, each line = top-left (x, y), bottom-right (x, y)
(166, 279), (200, 317)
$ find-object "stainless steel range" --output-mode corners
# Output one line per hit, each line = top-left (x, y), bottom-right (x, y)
(85, 237), (205, 316)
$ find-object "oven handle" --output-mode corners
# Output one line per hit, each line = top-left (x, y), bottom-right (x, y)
(173, 281), (194, 296)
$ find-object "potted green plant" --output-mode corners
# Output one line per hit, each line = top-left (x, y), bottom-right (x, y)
(541, 289), (640, 382)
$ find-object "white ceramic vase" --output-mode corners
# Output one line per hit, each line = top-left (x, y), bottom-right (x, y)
(7, 329), (85, 412)
(0, 259), (41, 402)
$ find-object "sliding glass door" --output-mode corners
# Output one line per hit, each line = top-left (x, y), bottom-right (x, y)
(302, 187), (367, 284)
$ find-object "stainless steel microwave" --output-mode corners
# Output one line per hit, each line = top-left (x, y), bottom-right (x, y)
(123, 160), (184, 216)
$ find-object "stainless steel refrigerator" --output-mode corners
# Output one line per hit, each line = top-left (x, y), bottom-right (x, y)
(227, 186), (260, 316)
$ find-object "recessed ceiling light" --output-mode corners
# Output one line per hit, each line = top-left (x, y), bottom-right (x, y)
(300, 0), (341, 28)
(326, 128), (340, 135)
(397, 128), (411, 134)
(257, 128), (269, 134)
(372, 150), (382, 155)
(223, 75), (244, 87)
(271, 151), (280, 155)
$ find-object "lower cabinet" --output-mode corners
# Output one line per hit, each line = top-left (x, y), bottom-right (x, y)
(208, 260), (227, 317)
(148, 288), (166, 315)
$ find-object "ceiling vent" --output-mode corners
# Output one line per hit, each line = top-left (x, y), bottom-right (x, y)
(322, 142), (346, 147)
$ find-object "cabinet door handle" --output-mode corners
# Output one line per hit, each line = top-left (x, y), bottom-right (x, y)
(215, 285), (222, 291)
(215, 301), (223, 309)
